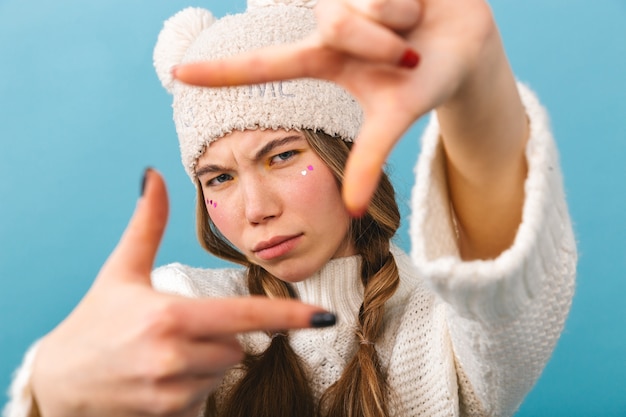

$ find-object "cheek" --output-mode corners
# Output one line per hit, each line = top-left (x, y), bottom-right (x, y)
(204, 197), (238, 243)
(205, 198), (218, 209)
(291, 165), (342, 209)
(299, 164), (315, 177)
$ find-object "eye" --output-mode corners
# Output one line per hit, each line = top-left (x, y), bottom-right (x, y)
(207, 173), (233, 186)
(270, 150), (298, 165)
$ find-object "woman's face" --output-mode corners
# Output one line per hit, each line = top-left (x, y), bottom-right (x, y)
(196, 129), (356, 282)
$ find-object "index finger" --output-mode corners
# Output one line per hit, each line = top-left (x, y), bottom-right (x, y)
(172, 37), (336, 87)
(175, 296), (336, 337)
(343, 110), (414, 215)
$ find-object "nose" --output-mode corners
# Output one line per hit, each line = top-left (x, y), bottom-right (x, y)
(241, 176), (281, 225)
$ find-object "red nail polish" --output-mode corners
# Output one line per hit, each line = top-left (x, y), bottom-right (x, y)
(399, 48), (420, 69)
(349, 207), (368, 219)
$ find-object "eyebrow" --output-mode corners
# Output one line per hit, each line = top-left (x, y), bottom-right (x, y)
(195, 163), (228, 179)
(254, 134), (305, 160)
(195, 134), (306, 179)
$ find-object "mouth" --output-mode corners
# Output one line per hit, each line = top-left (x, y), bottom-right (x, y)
(252, 234), (303, 261)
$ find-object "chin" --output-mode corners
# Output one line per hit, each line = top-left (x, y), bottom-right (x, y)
(263, 259), (325, 284)
(268, 268), (313, 284)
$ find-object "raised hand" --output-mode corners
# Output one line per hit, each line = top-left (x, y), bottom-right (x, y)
(31, 169), (334, 417)
(172, 0), (502, 217)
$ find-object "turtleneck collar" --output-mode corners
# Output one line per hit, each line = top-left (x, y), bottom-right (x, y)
(291, 254), (364, 326)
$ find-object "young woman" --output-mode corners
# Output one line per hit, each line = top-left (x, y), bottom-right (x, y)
(5, 0), (577, 416)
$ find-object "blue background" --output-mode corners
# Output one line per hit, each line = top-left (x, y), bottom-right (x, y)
(1, 1), (625, 415)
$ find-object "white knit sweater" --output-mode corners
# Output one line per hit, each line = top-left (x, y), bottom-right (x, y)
(4, 84), (577, 417)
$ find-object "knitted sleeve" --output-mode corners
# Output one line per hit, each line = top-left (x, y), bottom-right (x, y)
(3, 343), (40, 417)
(151, 262), (248, 298)
(408, 83), (577, 416)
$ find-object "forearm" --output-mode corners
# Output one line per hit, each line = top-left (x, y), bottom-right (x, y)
(411, 82), (577, 413)
(436, 26), (529, 260)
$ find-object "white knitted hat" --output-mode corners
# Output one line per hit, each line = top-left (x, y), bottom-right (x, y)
(153, 0), (363, 181)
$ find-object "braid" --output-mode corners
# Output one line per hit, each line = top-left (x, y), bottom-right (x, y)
(320, 171), (401, 417)
(204, 265), (316, 417)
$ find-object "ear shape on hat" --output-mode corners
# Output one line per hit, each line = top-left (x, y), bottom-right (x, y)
(153, 7), (216, 94)
(247, 0), (318, 9)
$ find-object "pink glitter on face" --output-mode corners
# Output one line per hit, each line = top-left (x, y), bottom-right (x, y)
(206, 198), (217, 208)
(302, 165), (315, 176)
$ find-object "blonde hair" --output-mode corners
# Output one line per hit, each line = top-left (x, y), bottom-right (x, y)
(196, 130), (401, 417)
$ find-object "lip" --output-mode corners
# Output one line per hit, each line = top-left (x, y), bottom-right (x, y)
(252, 234), (303, 261)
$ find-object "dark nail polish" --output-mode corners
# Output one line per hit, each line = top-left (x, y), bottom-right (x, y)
(399, 48), (420, 69)
(141, 167), (152, 196)
(310, 312), (336, 328)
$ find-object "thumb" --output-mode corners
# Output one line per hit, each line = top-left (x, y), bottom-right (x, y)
(100, 168), (169, 284)
(342, 113), (412, 216)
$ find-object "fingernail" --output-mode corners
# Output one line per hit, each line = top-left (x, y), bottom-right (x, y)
(310, 312), (337, 328)
(170, 65), (179, 79)
(141, 167), (152, 196)
(349, 207), (367, 219)
(399, 48), (420, 69)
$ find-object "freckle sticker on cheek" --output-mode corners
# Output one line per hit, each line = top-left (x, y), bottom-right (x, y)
(301, 165), (315, 176)
(205, 198), (218, 208)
